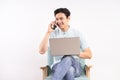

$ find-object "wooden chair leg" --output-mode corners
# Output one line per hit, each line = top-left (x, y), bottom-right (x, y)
(85, 65), (92, 79)
(40, 66), (48, 80)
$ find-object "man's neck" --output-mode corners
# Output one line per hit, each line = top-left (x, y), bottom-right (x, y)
(61, 25), (69, 32)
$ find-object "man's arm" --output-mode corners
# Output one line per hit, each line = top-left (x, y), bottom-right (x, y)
(39, 32), (51, 54)
(78, 48), (92, 59)
(39, 21), (55, 54)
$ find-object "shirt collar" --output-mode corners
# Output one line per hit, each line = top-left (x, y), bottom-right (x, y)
(58, 26), (71, 35)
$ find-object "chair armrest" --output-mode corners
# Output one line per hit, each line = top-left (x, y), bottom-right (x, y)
(40, 66), (48, 80)
(85, 65), (92, 79)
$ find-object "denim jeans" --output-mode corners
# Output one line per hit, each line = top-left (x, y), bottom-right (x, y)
(52, 55), (82, 80)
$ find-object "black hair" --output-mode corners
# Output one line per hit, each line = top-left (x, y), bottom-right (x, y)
(54, 8), (71, 18)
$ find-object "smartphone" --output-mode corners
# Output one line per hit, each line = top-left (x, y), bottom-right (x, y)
(51, 24), (57, 30)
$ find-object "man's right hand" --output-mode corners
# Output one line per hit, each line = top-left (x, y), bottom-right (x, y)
(47, 21), (56, 34)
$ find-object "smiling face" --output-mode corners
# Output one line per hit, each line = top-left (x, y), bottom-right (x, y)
(55, 12), (70, 31)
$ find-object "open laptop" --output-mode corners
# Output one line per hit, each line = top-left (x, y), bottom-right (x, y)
(49, 37), (80, 56)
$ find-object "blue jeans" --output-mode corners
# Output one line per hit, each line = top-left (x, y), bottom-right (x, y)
(52, 55), (82, 80)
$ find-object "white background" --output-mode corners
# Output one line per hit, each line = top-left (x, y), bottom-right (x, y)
(0, 0), (120, 80)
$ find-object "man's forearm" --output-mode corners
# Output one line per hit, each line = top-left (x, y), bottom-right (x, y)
(39, 32), (51, 54)
(78, 48), (92, 59)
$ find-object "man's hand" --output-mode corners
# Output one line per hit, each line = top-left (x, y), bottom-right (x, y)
(47, 21), (56, 34)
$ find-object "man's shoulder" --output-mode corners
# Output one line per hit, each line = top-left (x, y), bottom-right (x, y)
(70, 28), (81, 34)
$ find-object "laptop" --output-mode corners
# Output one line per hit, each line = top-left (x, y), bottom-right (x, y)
(49, 37), (80, 56)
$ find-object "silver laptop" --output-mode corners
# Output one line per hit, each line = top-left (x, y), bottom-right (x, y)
(49, 37), (80, 56)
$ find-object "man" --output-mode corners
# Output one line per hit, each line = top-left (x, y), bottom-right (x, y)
(39, 8), (92, 80)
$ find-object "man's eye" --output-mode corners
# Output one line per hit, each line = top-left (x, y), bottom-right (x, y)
(60, 18), (63, 20)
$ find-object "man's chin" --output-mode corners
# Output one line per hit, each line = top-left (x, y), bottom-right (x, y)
(59, 27), (64, 29)
(59, 26), (64, 28)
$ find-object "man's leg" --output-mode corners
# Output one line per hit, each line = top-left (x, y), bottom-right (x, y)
(72, 58), (82, 77)
(64, 66), (75, 80)
(63, 56), (82, 80)
(52, 56), (73, 80)
(52, 56), (72, 80)
(52, 55), (82, 80)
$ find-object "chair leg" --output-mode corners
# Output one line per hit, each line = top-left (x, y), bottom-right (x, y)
(41, 66), (48, 80)
(85, 65), (92, 79)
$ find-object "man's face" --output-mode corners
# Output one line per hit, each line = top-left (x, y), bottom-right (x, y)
(55, 13), (70, 29)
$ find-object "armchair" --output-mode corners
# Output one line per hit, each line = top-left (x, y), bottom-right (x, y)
(40, 49), (92, 80)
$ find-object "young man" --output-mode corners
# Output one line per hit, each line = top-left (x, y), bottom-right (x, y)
(39, 8), (92, 80)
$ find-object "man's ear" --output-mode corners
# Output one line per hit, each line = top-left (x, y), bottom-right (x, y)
(68, 16), (70, 20)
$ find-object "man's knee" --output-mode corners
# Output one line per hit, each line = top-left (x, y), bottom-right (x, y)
(62, 55), (73, 62)
(67, 67), (75, 75)
(64, 66), (75, 80)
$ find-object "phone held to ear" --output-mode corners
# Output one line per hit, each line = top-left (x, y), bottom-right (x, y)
(51, 24), (57, 30)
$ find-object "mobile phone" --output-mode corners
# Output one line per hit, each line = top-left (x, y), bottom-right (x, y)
(52, 24), (57, 30)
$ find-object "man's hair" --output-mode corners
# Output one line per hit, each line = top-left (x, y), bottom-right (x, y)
(54, 8), (71, 18)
